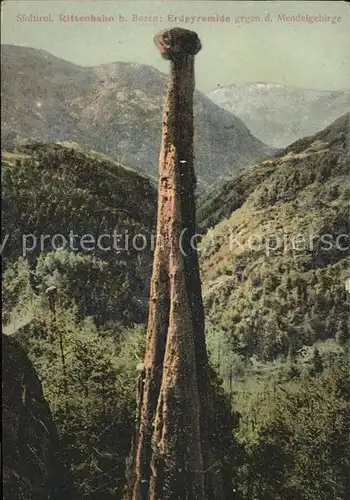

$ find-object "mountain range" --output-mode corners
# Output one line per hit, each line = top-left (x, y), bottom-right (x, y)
(1, 45), (273, 188)
(207, 82), (350, 148)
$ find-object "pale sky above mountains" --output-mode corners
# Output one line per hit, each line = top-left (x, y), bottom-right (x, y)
(1, 0), (349, 92)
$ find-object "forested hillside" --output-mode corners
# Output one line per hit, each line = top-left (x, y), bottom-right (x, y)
(199, 113), (350, 360)
(2, 117), (350, 498)
(2, 142), (156, 328)
(2, 143), (158, 498)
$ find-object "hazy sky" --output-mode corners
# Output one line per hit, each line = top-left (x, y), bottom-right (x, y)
(1, 0), (349, 92)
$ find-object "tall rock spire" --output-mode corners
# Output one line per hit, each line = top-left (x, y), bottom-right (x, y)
(125, 28), (223, 500)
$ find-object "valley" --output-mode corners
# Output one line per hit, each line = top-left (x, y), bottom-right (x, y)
(2, 42), (349, 500)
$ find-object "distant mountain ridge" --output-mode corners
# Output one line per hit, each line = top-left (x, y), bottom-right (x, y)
(207, 82), (350, 148)
(1, 44), (273, 187)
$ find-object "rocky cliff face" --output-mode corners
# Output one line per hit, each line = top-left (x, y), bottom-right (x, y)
(2, 335), (74, 500)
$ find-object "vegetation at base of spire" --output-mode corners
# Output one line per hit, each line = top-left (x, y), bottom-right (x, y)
(3, 119), (350, 498)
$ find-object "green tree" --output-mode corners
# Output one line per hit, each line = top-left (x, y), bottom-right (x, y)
(237, 363), (350, 500)
(309, 347), (324, 376)
(16, 311), (146, 500)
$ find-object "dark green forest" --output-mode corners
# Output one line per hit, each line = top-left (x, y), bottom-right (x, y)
(2, 119), (350, 500)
